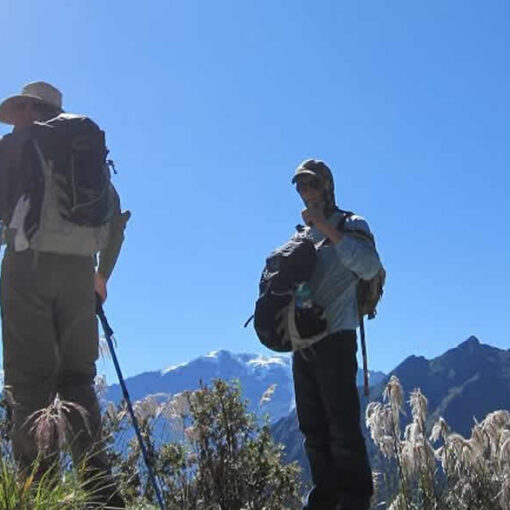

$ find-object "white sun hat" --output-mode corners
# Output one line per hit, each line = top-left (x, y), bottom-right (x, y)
(0, 81), (63, 125)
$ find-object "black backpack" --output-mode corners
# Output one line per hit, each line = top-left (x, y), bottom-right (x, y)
(251, 227), (328, 352)
(33, 113), (116, 227)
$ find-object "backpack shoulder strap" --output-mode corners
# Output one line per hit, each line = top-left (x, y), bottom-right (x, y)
(317, 210), (353, 248)
(337, 210), (376, 246)
(336, 209), (354, 231)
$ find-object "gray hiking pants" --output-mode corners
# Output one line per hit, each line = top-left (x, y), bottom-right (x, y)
(0, 248), (107, 472)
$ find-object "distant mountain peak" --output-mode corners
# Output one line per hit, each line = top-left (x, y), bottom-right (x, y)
(459, 335), (480, 348)
(407, 354), (427, 362)
(386, 336), (510, 437)
(392, 354), (428, 374)
(202, 350), (289, 369)
(204, 349), (232, 359)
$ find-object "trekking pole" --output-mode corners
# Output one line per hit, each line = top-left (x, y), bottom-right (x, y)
(359, 314), (370, 398)
(95, 297), (167, 510)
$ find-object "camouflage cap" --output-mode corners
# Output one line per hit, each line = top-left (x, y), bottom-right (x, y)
(291, 159), (333, 185)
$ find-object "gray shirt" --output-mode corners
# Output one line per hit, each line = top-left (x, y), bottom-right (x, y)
(308, 210), (382, 333)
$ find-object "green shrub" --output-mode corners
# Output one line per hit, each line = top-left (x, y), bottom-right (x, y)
(103, 379), (302, 510)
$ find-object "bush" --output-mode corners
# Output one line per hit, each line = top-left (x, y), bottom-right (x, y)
(103, 379), (302, 510)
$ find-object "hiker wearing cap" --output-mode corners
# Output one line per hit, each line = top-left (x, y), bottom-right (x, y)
(0, 82), (129, 507)
(291, 159), (383, 510)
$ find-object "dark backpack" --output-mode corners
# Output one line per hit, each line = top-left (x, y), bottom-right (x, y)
(250, 211), (385, 355)
(252, 228), (327, 352)
(33, 113), (116, 227)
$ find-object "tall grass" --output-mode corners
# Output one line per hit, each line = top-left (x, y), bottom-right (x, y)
(366, 375), (510, 510)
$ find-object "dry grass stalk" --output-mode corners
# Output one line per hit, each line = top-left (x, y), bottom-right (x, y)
(25, 395), (90, 456)
(259, 384), (277, 407)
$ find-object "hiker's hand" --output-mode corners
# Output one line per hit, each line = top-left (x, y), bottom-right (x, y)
(302, 207), (342, 244)
(94, 272), (107, 304)
(302, 207), (327, 229)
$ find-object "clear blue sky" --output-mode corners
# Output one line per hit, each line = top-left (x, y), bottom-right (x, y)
(1, 1), (509, 384)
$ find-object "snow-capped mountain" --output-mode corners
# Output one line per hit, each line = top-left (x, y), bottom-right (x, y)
(106, 350), (295, 422)
(105, 349), (386, 423)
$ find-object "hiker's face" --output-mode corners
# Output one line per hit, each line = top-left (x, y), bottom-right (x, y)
(296, 177), (324, 209)
(13, 101), (56, 128)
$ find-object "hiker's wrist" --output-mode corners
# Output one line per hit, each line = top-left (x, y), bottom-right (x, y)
(94, 272), (108, 303)
(95, 271), (107, 282)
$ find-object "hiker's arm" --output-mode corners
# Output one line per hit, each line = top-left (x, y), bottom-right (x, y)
(0, 138), (10, 222)
(95, 189), (131, 301)
(333, 218), (382, 280)
(0, 135), (17, 222)
(98, 210), (131, 280)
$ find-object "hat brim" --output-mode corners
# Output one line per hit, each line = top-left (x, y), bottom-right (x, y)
(0, 94), (63, 125)
(291, 170), (319, 184)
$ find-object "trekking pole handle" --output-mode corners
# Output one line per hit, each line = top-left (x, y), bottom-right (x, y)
(359, 314), (370, 398)
(95, 294), (113, 336)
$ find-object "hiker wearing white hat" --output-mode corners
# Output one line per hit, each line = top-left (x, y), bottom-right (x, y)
(0, 81), (63, 127)
(0, 81), (129, 508)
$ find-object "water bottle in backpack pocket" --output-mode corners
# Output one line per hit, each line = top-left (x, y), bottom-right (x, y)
(294, 281), (328, 340)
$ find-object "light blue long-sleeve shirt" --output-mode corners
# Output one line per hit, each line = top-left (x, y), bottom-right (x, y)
(307, 210), (383, 334)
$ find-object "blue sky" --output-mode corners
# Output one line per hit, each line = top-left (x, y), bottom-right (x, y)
(1, 1), (509, 383)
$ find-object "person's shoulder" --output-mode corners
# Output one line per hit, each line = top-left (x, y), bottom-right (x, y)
(38, 112), (100, 129)
(52, 112), (88, 121)
(0, 133), (10, 146)
(341, 212), (377, 243)
(0, 130), (20, 143)
(0, 135), (7, 160)
(0, 131), (20, 156)
(58, 112), (96, 123)
(345, 213), (371, 231)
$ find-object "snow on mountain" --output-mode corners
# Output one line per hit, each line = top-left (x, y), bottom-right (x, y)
(106, 350), (295, 422)
(105, 349), (385, 423)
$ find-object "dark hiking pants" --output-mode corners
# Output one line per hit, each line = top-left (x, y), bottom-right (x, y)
(0, 249), (109, 476)
(292, 331), (373, 510)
